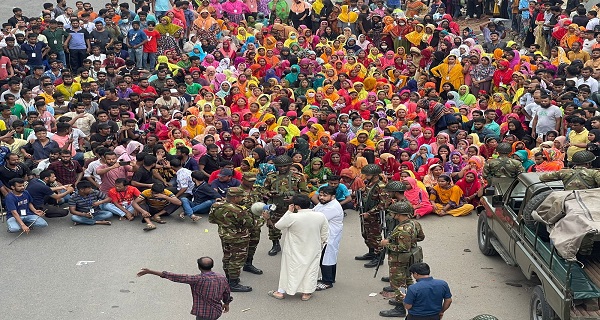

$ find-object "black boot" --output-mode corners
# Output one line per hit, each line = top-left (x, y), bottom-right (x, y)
(268, 240), (281, 256)
(381, 276), (390, 282)
(383, 285), (394, 292)
(355, 248), (376, 260)
(243, 258), (263, 274)
(388, 299), (402, 306)
(364, 255), (383, 268)
(229, 278), (252, 292)
(379, 305), (407, 317)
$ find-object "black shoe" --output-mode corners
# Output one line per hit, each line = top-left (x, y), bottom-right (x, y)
(379, 306), (407, 317)
(355, 252), (377, 260)
(381, 276), (390, 282)
(268, 240), (281, 256)
(388, 299), (402, 306)
(229, 279), (252, 292)
(364, 256), (383, 268)
(383, 286), (394, 292)
(243, 263), (263, 275)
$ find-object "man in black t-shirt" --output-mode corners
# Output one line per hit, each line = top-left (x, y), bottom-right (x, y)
(0, 153), (32, 196)
(198, 144), (223, 177)
(132, 155), (156, 191)
(26, 169), (72, 217)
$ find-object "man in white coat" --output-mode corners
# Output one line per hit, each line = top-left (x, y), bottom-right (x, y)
(313, 186), (344, 291)
(266, 194), (329, 301)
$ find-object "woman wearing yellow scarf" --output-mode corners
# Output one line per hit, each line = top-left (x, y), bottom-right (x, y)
(560, 24), (580, 51)
(550, 46), (571, 67)
(277, 116), (301, 137)
(262, 113), (278, 131)
(488, 93), (512, 115)
(306, 123), (325, 144)
(368, 47), (382, 61)
(276, 126), (295, 143)
(405, 24), (425, 47)
(353, 82), (369, 100)
(284, 31), (299, 48)
(430, 54), (464, 92)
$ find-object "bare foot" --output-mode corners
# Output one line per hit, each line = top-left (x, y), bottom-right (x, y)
(96, 221), (112, 225)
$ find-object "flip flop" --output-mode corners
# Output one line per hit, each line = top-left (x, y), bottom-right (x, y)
(268, 290), (284, 300)
(301, 293), (312, 301)
(190, 215), (201, 222)
(179, 212), (186, 219)
(151, 217), (167, 224)
(143, 224), (157, 231)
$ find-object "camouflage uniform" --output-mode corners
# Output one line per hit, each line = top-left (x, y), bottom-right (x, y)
(263, 171), (310, 241)
(386, 217), (425, 304)
(482, 156), (524, 184)
(239, 186), (265, 260)
(362, 180), (388, 254)
(208, 200), (255, 279)
(539, 167), (600, 190)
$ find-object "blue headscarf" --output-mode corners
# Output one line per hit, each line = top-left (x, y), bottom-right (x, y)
(256, 163), (276, 186)
(264, 69), (280, 83)
(410, 144), (434, 169)
(284, 65), (300, 85)
(240, 36), (256, 53)
(188, 44), (207, 61)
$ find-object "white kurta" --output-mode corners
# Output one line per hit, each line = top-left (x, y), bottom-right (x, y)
(275, 209), (329, 295)
(313, 200), (344, 266)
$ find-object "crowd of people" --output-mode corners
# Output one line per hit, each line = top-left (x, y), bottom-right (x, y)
(3, 0), (600, 318)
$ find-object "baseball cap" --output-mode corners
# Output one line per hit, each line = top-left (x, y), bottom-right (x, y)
(218, 168), (233, 177)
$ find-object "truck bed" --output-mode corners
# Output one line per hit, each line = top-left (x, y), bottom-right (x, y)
(573, 259), (600, 319)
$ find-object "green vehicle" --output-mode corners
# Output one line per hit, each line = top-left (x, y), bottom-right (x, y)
(478, 173), (600, 320)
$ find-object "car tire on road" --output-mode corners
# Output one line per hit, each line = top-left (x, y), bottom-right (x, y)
(522, 190), (552, 242)
(530, 285), (557, 320)
(478, 213), (498, 256)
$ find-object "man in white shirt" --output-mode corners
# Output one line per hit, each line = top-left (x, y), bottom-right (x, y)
(532, 94), (563, 137)
(55, 7), (74, 29)
(577, 66), (599, 93)
(587, 10), (600, 31)
(524, 91), (542, 128)
(86, 46), (106, 64)
(313, 186), (343, 291)
(582, 30), (597, 54)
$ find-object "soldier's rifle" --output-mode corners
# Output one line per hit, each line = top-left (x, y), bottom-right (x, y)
(374, 209), (387, 278)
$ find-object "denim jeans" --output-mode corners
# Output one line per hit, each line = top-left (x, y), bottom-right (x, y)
(71, 210), (113, 225)
(181, 198), (215, 216)
(143, 52), (157, 70)
(57, 51), (67, 66)
(103, 203), (134, 217)
(7, 215), (48, 233)
(129, 47), (143, 69)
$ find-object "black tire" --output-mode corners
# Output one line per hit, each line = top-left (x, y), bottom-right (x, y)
(522, 190), (552, 242)
(530, 285), (557, 320)
(478, 213), (498, 256)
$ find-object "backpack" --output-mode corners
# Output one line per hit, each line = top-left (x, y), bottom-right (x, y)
(0, 146), (11, 166)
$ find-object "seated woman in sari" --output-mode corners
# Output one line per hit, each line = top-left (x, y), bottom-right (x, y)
(455, 170), (483, 207)
(304, 157), (333, 191)
(402, 177), (434, 219)
(430, 175), (475, 217)
(163, 128), (193, 152)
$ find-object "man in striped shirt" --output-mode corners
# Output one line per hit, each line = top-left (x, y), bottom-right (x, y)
(137, 257), (232, 320)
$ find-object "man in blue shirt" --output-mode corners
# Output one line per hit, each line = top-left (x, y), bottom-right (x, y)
(6, 178), (47, 233)
(402, 263), (452, 320)
(126, 21), (147, 68)
(311, 175), (353, 210)
(64, 18), (91, 72)
(21, 33), (49, 69)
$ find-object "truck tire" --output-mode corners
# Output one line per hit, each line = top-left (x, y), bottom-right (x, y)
(522, 190), (551, 242)
(530, 285), (557, 320)
(478, 213), (498, 256)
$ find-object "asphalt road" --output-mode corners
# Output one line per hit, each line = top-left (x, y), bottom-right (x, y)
(0, 1), (530, 319)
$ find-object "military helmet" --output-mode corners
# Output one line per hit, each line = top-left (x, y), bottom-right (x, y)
(470, 315), (499, 320)
(388, 201), (414, 215)
(496, 142), (512, 154)
(385, 181), (407, 192)
(361, 164), (383, 175)
(571, 150), (596, 165)
(273, 155), (293, 167)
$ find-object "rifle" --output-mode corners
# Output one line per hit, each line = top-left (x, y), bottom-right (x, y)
(374, 209), (387, 278)
(356, 189), (364, 235)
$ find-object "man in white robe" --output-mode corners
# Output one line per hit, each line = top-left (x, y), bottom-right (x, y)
(313, 186), (344, 291)
(266, 194), (329, 301)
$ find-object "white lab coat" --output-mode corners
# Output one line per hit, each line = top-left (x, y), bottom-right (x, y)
(314, 200), (344, 266)
(275, 209), (329, 295)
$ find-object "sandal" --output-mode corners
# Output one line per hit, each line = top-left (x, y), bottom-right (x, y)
(151, 217), (167, 224)
(268, 290), (284, 300)
(143, 224), (157, 231)
(301, 293), (312, 301)
(179, 212), (186, 219)
(315, 283), (332, 291)
(190, 215), (201, 222)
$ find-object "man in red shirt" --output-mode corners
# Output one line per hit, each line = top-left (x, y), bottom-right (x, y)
(132, 77), (158, 99)
(143, 21), (160, 70)
(105, 178), (139, 221)
(102, 50), (126, 69)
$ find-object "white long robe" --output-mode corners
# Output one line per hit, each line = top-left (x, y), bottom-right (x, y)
(275, 209), (329, 295)
(314, 200), (344, 266)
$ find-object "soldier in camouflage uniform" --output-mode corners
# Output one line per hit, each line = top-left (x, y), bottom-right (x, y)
(238, 172), (264, 275)
(263, 155), (310, 256)
(355, 164), (389, 268)
(379, 201), (425, 318)
(539, 150), (600, 190)
(482, 143), (524, 186)
(380, 181), (408, 287)
(208, 187), (255, 292)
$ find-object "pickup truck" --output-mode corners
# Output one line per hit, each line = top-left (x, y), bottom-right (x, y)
(478, 173), (600, 320)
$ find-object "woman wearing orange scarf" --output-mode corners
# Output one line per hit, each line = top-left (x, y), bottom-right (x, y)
(322, 84), (340, 102)
(559, 24), (581, 51)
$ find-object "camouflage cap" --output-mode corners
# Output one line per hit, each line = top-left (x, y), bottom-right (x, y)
(388, 201), (414, 215)
(243, 172), (257, 181)
(361, 164), (383, 175)
(227, 187), (245, 197)
(385, 181), (407, 192)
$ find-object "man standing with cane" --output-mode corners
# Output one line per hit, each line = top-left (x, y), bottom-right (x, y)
(6, 178), (47, 234)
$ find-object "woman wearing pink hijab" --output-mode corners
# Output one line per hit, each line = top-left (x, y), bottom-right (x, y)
(402, 177), (434, 218)
(192, 144), (207, 162)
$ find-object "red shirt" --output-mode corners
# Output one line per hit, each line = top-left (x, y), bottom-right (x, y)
(107, 185), (140, 206)
(143, 29), (160, 53)
(0, 56), (10, 79)
(132, 84), (158, 98)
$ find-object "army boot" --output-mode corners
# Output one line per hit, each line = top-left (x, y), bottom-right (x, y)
(388, 299), (402, 306)
(229, 278), (252, 292)
(268, 240), (281, 256)
(383, 285), (394, 292)
(243, 258), (263, 274)
(364, 254), (383, 268)
(379, 305), (407, 317)
(381, 276), (390, 282)
(355, 248), (376, 260)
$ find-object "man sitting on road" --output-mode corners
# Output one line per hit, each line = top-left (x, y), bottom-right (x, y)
(6, 178), (47, 233)
(26, 169), (73, 218)
(132, 182), (182, 228)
